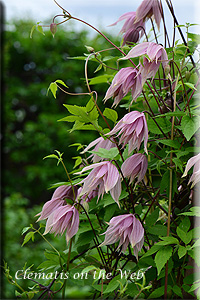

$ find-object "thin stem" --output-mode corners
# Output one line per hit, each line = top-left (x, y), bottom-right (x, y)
(60, 159), (76, 202)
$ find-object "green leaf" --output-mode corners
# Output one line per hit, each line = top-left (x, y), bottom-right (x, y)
(148, 225), (167, 236)
(103, 108), (118, 123)
(178, 245), (187, 259)
(156, 236), (179, 246)
(184, 82), (197, 91)
(37, 25), (45, 36)
(179, 217), (191, 232)
(104, 276), (120, 293)
(177, 227), (192, 244)
(155, 246), (173, 275)
(148, 286), (172, 299)
(82, 265), (97, 273)
(141, 244), (161, 258)
(88, 74), (113, 85)
(55, 79), (68, 88)
(188, 32), (200, 44)
(157, 139), (180, 149)
(30, 25), (37, 38)
(90, 147), (119, 159)
(21, 231), (35, 247)
(147, 118), (172, 134)
(72, 156), (82, 169)
(172, 285), (183, 298)
(47, 82), (58, 98)
(21, 227), (31, 235)
(181, 115), (200, 141)
(179, 206), (200, 217)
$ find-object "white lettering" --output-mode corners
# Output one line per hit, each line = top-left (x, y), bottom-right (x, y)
(15, 270), (23, 280)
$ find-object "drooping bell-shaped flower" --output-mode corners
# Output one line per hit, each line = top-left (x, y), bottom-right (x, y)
(121, 153), (148, 185)
(44, 204), (79, 244)
(134, 0), (162, 30)
(101, 214), (144, 257)
(81, 136), (116, 163)
(121, 42), (168, 85)
(77, 187), (98, 203)
(36, 185), (79, 221)
(78, 161), (121, 207)
(182, 153), (200, 187)
(107, 111), (148, 154)
(104, 67), (143, 107)
(109, 11), (145, 45)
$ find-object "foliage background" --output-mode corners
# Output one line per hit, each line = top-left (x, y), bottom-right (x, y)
(2, 20), (119, 298)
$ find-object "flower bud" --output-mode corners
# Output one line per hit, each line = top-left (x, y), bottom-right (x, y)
(185, 71), (191, 81)
(50, 23), (57, 37)
(85, 45), (95, 53)
(164, 64), (170, 76)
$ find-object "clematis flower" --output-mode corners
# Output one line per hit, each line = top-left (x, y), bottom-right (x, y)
(107, 111), (148, 154)
(78, 161), (121, 207)
(121, 42), (169, 84)
(104, 67), (143, 107)
(77, 187), (98, 203)
(121, 153), (148, 185)
(36, 185), (78, 221)
(101, 214), (144, 257)
(182, 152), (200, 187)
(43, 204), (79, 244)
(109, 11), (145, 45)
(134, 0), (162, 30)
(81, 136), (116, 163)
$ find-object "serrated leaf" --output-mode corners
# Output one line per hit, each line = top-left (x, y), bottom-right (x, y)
(155, 246), (173, 275)
(177, 227), (192, 244)
(148, 286), (172, 299)
(103, 108), (118, 123)
(178, 245), (187, 259)
(181, 115), (200, 141)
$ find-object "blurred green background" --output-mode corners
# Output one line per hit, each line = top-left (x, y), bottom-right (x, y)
(2, 19), (119, 298)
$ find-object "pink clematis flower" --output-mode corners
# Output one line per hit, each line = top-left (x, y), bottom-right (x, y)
(121, 153), (148, 185)
(78, 161), (121, 207)
(36, 185), (78, 221)
(135, 0), (162, 30)
(43, 204), (79, 244)
(81, 136), (116, 163)
(104, 67), (143, 107)
(77, 187), (98, 203)
(107, 111), (148, 154)
(121, 42), (168, 85)
(109, 11), (145, 46)
(182, 152), (200, 187)
(101, 214), (144, 257)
